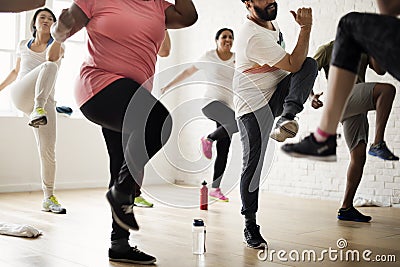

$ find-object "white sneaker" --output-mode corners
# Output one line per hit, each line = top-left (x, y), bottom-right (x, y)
(29, 107), (47, 128)
(42, 195), (66, 214)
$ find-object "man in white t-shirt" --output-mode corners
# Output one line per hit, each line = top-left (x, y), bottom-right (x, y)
(234, 0), (318, 249)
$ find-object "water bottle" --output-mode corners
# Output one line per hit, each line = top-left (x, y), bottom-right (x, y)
(192, 219), (206, 254)
(200, 180), (208, 210)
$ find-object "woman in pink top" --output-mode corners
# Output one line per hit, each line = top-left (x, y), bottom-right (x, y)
(51, 0), (197, 264)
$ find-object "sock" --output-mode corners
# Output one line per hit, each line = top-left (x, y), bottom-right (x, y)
(111, 238), (130, 252)
(245, 213), (256, 227)
(314, 127), (331, 142)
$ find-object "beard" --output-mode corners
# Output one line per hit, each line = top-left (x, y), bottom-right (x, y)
(254, 2), (278, 21)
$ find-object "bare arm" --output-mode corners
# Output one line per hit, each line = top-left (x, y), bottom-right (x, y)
(158, 30), (171, 57)
(46, 41), (64, 62)
(0, 58), (20, 92)
(0, 0), (45, 12)
(377, 0), (400, 16)
(165, 0), (198, 29)
(274, 8), (312, 73)
(161, 65), (199, 93)
(51, 4), (89, 43)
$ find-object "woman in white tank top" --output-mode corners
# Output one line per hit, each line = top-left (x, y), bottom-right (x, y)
(0, 8), (66, 214)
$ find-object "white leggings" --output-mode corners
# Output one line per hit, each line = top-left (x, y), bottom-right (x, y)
(10, 61), (59, 198)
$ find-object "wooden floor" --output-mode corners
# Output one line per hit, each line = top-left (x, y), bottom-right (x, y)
(0, 187), (399, 267)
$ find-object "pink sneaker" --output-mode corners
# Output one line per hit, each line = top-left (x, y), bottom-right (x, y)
(201, 136), (213, 159)
(209, 188), (229, 202)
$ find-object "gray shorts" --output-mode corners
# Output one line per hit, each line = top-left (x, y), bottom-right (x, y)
(340, 83), (376, 151)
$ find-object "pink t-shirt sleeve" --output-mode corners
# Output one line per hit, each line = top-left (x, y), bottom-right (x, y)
(161, 0), (173, 11)
(74, 0), (95, 19)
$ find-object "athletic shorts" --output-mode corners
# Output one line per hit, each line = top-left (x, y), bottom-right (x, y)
(340, 83), (375, 151)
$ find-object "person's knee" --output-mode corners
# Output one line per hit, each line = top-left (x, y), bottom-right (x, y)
(350, 142), (367, 165)
(382, 83), (396, 101)
(339, 12), (360, 30)
(300, 57), (318, 78)
(303, 57), (318, 72)
(42, 61), (59, 77)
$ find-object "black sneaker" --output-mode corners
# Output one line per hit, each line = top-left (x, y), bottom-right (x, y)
(270, 117), (299, 142)
(337, 206), (371, 222)
(244, 224), (268, 249)
(106, 188), (139, 231)
(281, 133), (337, 162)
(109, 246), (156, 265)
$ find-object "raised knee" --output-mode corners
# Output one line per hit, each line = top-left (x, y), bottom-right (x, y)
(43, 61), (59, 73)
(304, 57), (318, 74)
(379, 83), (396, 100)
(387, 84), (396, 99)
(339, 12), (360, 28)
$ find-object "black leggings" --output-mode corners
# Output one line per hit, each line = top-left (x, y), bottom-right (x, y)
(80, 78), (172, 241)
(333, 12), (400, 80)
(202, 101), (238, 188)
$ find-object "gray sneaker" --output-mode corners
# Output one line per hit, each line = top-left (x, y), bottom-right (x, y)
(42, 195), (66, 214)
(270, 117), (299, 142)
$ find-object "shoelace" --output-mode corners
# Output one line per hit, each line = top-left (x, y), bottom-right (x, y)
(132, 246), (147, 255)
(246, 225), (262, 240)
(122, 204), (134, 214)
(49, 195), (60, 206)
(36, 107), (46, 115)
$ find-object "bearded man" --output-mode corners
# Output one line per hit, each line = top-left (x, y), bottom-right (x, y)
(233, 0), (317, 248)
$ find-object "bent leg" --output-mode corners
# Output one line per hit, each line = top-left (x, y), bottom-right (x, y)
(372, 83), (396, 144)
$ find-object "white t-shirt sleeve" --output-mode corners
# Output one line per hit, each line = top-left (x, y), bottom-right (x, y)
(15, 40), (25, 58)
(246, 33), (286, 67)
(192, 52), (210, 71)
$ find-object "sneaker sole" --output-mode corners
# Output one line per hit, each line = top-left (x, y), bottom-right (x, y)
(337, 216), (371, 223)
(282, 150), (337, 162)
(106, 191), (139, 231)
(109, 257), (156, 265)
(29, 116), (47, 127)
(42, 208), (67, 214)
(368, 151), (399, 161)
(270, 121), (298, 142)
(209, 196), (229, 202)
(243, 240), (268, 249)
(134, 203), (154, 208)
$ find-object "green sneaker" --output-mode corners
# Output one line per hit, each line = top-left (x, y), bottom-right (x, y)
(134, 196), (154, 208)
(42, 195), (66, 214)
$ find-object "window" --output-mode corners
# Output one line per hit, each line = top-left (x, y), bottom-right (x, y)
(0, 13), (21, 115)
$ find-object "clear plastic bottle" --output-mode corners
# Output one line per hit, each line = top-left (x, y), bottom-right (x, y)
(192, 219), (206, 254)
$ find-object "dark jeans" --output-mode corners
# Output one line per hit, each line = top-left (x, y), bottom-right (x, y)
(80, 78), (172, 241)
(238, 58), (317, 216)
(333, 12), (400, 80)
(202, 101), (238, 188)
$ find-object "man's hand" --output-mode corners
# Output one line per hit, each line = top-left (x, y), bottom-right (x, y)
(290, 8), (312, 28)
(311, 92), (323, 109)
